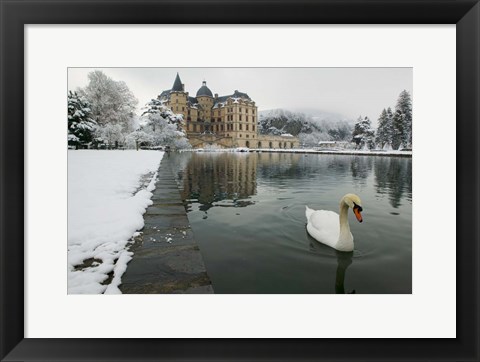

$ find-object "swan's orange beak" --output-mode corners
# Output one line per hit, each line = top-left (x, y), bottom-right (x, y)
(353, 207), (363, 223)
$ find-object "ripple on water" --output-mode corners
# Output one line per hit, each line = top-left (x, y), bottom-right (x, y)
(172, 152), (411, 293)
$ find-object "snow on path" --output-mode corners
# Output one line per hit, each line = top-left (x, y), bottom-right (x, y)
(68, 150), (164, 294)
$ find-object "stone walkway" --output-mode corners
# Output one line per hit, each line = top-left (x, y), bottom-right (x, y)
(120, 155), (213, 294)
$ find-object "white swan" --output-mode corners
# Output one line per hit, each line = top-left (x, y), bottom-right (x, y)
(306, 193), (363, 252)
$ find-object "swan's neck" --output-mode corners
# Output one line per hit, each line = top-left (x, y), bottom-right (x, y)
(337, 201), (354, 250)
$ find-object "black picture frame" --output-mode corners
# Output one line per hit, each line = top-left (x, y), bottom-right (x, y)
(1, 0), (479, 361)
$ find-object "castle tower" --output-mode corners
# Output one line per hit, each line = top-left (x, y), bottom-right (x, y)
(196, 80), (214, 132)
(169, 73), (188, 130)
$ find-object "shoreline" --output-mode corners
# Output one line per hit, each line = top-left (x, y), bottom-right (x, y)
(183, 148), (413, 158)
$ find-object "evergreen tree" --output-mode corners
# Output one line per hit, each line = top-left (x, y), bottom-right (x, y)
(352, 116), (375, 149)
(67, 91), (97, 148)
(376, 107), (394, 148)
(392, 110), (406, 150)
(394, 90), (412, 148)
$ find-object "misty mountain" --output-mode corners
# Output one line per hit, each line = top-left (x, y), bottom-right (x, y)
(258, 109), (354, 145)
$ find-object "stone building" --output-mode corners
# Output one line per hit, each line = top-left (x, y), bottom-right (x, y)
(158, 73), (299, 149)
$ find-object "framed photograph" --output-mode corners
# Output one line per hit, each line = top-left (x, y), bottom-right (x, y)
(1, 0), (478, 361)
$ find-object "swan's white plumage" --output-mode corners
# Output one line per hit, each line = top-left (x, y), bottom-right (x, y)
(306, 194), (361, 252)
(306, 207), (345, 249)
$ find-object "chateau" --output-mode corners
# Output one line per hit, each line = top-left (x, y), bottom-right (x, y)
(158, 73), (299, 149)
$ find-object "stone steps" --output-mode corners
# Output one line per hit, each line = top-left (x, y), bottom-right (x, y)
(120, 155), (213, 294)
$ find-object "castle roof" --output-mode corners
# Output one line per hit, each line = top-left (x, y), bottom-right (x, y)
(159, 89), (170, 98)
(232, 90), (251, 100)
(188, 96), (203, 109)
(196, 81), (213, 97)
(213, 90), (252, 108)
(159, 74), (254, 110)
(172, 73), (183, 92)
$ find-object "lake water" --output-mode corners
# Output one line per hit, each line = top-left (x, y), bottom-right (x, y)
(170, 152), (412, 294)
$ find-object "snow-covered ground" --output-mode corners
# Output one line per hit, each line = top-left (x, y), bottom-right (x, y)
(68, 150), (164, 294)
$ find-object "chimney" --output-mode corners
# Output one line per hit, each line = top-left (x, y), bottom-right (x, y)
(215, 93), (218, 99)
(182, 84), (185, 91)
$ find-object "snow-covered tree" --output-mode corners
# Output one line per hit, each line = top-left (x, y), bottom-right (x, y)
(327, 121), (352, 141)
(80, 70), (138, 132)
(142, 98), (185, 131)
(126, 130), (154, 150)
(137, 99), (190, 149)
(352, 116), (375, 149)
(67, 91), (97, 148)
(375, 107), (394, 149)
(298, 133), (319, 147)
(95, 123), (124, 148)
(394, 90), (412, 148)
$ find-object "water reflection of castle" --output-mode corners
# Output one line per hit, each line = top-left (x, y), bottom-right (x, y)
(180, 153), (257, 211)
(178, 153), (411, 211)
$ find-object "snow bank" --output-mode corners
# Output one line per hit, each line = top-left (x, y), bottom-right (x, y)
(68, 150), (164, 294)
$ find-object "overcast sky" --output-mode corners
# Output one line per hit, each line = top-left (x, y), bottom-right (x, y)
(68, 67), (412, 124)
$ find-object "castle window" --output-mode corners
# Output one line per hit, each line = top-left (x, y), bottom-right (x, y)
(239, 124), (242, 130)
(253, 125), (255, 131)
(246, 125), (249, 131)
(176, 99), (178, 103)
(239, 115), (242, 121)
(239, 134), (242, 137)
(246, 135), (249, 138)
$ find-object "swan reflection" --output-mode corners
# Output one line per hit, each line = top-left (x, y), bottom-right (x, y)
(334, 251), (355, 294)
(308, 235), (356, 294)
